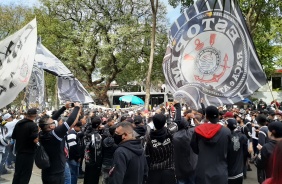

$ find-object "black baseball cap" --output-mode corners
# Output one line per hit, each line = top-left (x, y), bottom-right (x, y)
(205, 106), (219, 124)
(268, 121), (282, 138)
(27, 108), (37, 115)
(227, 119), (237, 130)
(153, 114), (166, 130)
(134, 115), (143, 125)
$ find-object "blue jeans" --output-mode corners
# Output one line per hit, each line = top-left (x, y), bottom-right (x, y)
(101, 164), (111, 184)
(65, 162), (72, 184)
(68, 160), (80, 184)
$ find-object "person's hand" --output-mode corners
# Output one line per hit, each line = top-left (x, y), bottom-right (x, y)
(248, 145), (253, 154)
(257, 144), (263, 151)
(81, 116), (87, 125)
(65, 101), (71, 109)
(34, 137), (39, 144)
(189, 113), (195, 119)
(200, 98), (204, 103)
(74, 102), (81, 107)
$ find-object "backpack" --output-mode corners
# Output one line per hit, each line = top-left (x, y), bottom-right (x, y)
(84, 132), (102, 166)
(34, 142), (50, 169)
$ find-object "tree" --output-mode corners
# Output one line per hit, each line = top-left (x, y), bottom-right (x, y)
(0, 1), (168, 108)
(34, 0), (168, 107)
(144, 0), (159, 110)
(168, 0), (282, 77)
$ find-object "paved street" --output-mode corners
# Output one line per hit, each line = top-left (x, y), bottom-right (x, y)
(1, 163), (259, 184)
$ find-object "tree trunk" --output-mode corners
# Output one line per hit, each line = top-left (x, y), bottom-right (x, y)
(145, 0), (158, 110)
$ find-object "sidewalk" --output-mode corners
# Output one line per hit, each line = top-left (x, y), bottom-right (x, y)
(1, 164), (85, 184)
(1, 163), (258, 184)
(1, 165), (42, 184)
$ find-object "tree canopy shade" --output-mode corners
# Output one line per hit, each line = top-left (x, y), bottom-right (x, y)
(0, 0), (169, 107)
(168, 0), (282, 77)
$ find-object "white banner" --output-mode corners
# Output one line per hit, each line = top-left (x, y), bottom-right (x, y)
(0, 19), (37, 109)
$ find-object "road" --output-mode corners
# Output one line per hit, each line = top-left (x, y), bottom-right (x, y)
(1, 163), (259, 184)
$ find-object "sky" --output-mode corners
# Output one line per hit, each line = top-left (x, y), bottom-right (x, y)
(0, 0), (181, 25)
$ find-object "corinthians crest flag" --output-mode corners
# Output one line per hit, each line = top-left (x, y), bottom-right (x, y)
(163, 0), (267, 108)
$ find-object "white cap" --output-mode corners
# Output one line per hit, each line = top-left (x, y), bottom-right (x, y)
(3, 113), (12, 120)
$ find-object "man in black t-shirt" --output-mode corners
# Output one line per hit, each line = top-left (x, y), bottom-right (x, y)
(12, 109), (38, 184)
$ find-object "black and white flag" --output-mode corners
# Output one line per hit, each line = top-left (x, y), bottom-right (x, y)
(163, 0), (267, 108)
(0, 19), (37, 109)
(35, 42), (94, 103)
(26, 64), (45, 110)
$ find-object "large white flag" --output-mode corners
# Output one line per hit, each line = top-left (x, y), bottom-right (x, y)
(0, 19), (37, 109)
(35, 42), (94, 103)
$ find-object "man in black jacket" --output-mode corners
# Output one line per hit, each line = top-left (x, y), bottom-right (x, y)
(12, 108), (38, 184)
(173, 103), (197, 184)
(38, 102), (81, 184)
(109, 122), (147, 184)
(191, 105), (231, 184)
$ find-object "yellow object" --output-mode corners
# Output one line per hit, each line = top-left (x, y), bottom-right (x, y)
(206, 12), (213, 17)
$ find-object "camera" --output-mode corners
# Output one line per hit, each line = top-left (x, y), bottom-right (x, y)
(71, 103), (75, 107)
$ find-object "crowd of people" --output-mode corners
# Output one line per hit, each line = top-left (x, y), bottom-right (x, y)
(0, 98), (282, 184)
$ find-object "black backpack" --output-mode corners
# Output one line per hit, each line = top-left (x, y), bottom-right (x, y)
(84, 132), (102, 166)
(34, 142), (50, 169)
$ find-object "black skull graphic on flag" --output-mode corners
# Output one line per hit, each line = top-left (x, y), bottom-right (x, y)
(163, 0), (267, 108)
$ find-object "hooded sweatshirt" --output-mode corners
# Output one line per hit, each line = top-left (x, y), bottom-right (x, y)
(191, 123), (231, 184)
(12, 118), (38, 154)
(134, 125), (147, 138)
(109, 139), (147, 184)
(173, 103), (198, 180)
(102, 136), (118, 167)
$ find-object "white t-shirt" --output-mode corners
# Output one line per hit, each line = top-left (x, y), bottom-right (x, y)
(5, 119), (18, 139)
(252, 127), (258, 140)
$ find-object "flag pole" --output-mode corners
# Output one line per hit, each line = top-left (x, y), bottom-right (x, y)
(267, 77), (278, 110)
